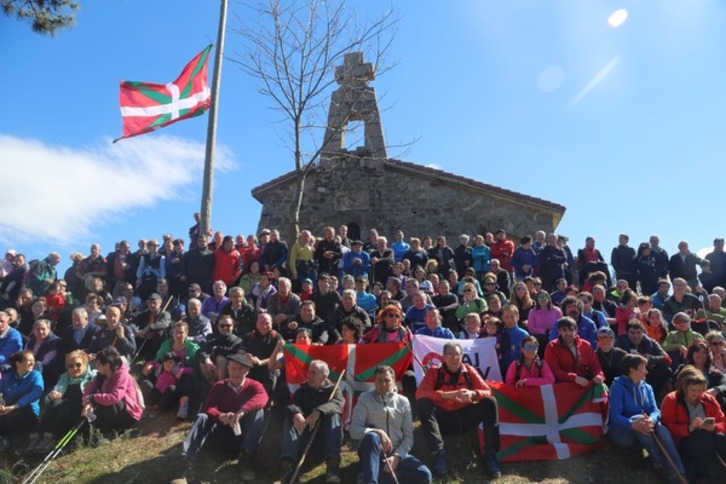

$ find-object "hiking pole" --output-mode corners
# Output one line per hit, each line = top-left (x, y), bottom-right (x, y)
(22, 419), (86, 484)
(716, 452), (726, 470)
(649, 424), (687, 484)
(289, 369), (346, 484)
(382, 452), (400, 484)
(131, 295), (174, 365)
(404, 341), (426, 372)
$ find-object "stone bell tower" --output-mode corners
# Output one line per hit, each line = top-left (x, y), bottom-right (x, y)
(321, 52), (387, 160)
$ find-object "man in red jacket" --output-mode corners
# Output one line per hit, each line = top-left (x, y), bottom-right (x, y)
(415, 342), (501, 478)
(490, 229), (515, 277)
(181, 353), (268, 482)
(544, 317), (605, 386)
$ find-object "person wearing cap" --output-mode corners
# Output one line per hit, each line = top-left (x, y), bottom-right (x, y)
(60, 307), (99, 355)
(181, 352), (268, 481)
(343, 240), (371, 279)
(130, 292), (172, 361)
(594, 326), (627, 386)
(299, 278), (314, 301)
(278, 359), (344, 484)
(87, 305), (136, 360)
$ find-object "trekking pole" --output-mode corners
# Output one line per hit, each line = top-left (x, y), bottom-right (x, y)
(289, 369), (346, 483)
(648, 423), (687, 484)
(131, 295), (174, 365)
(716, 452), (726, 469)
(22, 419), (86, 484)
(382, 452), (400, 484)
(404, 341), (426, 372)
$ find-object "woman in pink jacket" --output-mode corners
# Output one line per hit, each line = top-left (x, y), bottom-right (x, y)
(82, 346), (142, 433)
(505, 336), (555, 387)
(527, 291), (562, 355)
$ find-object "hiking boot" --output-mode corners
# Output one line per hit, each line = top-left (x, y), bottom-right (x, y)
(432, 448), (447, 476)
(325, 457), (341, 484)
(24, 433), (40, 454)
(277, 458), (297, 484)
(484, 450), (501, 478)
(34, 433), (56, 455)
(238, 450), (256, 481)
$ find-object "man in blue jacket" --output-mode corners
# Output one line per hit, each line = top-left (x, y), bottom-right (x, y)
(0, 311), (23, 374)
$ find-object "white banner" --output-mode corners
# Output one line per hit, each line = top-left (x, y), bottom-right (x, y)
(412, 335), (503, 383)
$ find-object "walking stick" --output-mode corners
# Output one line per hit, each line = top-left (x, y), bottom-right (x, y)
(289, 369), (346, 484)
(716, 451), (726, 470)
(22, 419), (86, 484)
(382, 452), (400, 484)
(131, 295), (175, 364)
(648, 422), (687, 484)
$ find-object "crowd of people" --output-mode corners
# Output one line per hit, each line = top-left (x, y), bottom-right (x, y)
(0, 217), (724, 483)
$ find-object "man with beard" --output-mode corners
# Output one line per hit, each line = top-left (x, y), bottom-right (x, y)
(549, 296), (598, 348)
(614, 319), (671, 398)
(545, 317), (604, 386)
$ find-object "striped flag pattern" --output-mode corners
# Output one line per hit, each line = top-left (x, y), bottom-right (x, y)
(115, 45), (212, 142)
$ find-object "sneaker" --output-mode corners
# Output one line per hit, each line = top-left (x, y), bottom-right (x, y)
(24, 433), (40, 454)
(484, 451), (501, 478)
(238, 450), (256, 482)
(432, 448), (447, 477)
(146, 405), (161, 420)
(325, 457), (341, 484)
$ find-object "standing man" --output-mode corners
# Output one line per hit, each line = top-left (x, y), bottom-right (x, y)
(351, 365), (432, 484)
(343, 241), (371, 280)
(648, 235), (669, 281)
(181, 354), (268, 482)
(278, 360), (344, 484)
(26, 252), (61, 297)
(539, 233), (567, 293)
(391, 230), (410, 264)
(416, 342), (501, 478)
(668, 241), (702, 292)
(490, 230), (515, 284)
(705, 237), (726, 288)
(315, 227), (342, 278)
(611, 234), (637, 291)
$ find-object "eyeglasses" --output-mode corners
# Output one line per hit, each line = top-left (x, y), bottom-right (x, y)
(68, 363), (83, 369)
(464, 289), (474, 293)
(385, 313), (400, 319)
(523, 344), (538, 352)
(218, 324), (233, 329)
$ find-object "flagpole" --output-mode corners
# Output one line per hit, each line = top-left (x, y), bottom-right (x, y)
(200, 0), (228, 237)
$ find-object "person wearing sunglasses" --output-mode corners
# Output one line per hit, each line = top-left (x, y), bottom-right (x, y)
(505, 336), (554, 387)
(27, 350), (96, 454)
(361, 305), (412, 345)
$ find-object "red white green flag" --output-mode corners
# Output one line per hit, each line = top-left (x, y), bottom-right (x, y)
(115, 45), (212, 142)
(479, 382), (608, 461)
(284, 342), (412, 428)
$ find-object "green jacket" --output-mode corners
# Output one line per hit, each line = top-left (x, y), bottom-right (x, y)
(154, 338), (200, 367)
(663, 329), (703, 352)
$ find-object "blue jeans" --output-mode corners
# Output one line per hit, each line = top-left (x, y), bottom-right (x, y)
(608, 423), (685, 475)
(358, 432), (432, 484)
(281, 413), (342, 461)
(182, 409), (265, 461)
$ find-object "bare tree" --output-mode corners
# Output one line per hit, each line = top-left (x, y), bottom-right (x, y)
(231, 0), (398, 236)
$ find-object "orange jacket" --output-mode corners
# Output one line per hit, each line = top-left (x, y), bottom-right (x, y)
(660, 390), (725, 444)
(416, 363), (491, 412)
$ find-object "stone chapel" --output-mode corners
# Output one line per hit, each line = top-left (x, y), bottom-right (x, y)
(252, 52), (565, 243)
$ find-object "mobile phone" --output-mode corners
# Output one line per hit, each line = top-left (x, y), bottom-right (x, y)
(703, 417), (715, 426)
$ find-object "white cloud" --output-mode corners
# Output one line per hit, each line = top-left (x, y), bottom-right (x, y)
(607, 9), (628, 29)
(569, 56), (620, 108)
(0, 134), (236, 245)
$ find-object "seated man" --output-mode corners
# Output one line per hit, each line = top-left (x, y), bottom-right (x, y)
(329, 289), (371, 340)
(278, 360), (344, 484)
(60, 307), (99, 354)
(404, 291), (435, 333)
(416, 342), (501, 478)
(268, 277), (302, 330)
(241, 313), (284, 400)
(198, 314), (242, 383)
(181, 354), (268, 482)
(130, 293), (172, 361)
(415, 308), (455, 340)
(615, 319), (672, 397)
(282, 300), (329, 344)
(351, 365), (432, 484)
(182, 297), (213, 344)
(544, 317), (604, 386)
(219, 287), (256, 337)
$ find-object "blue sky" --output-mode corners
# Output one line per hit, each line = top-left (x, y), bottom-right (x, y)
(1, 0), (725, 274)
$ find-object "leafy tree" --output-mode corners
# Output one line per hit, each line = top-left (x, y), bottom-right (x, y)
(2, 0), (78, 35)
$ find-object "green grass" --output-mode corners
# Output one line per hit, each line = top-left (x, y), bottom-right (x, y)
(7, 410), (722, 483)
